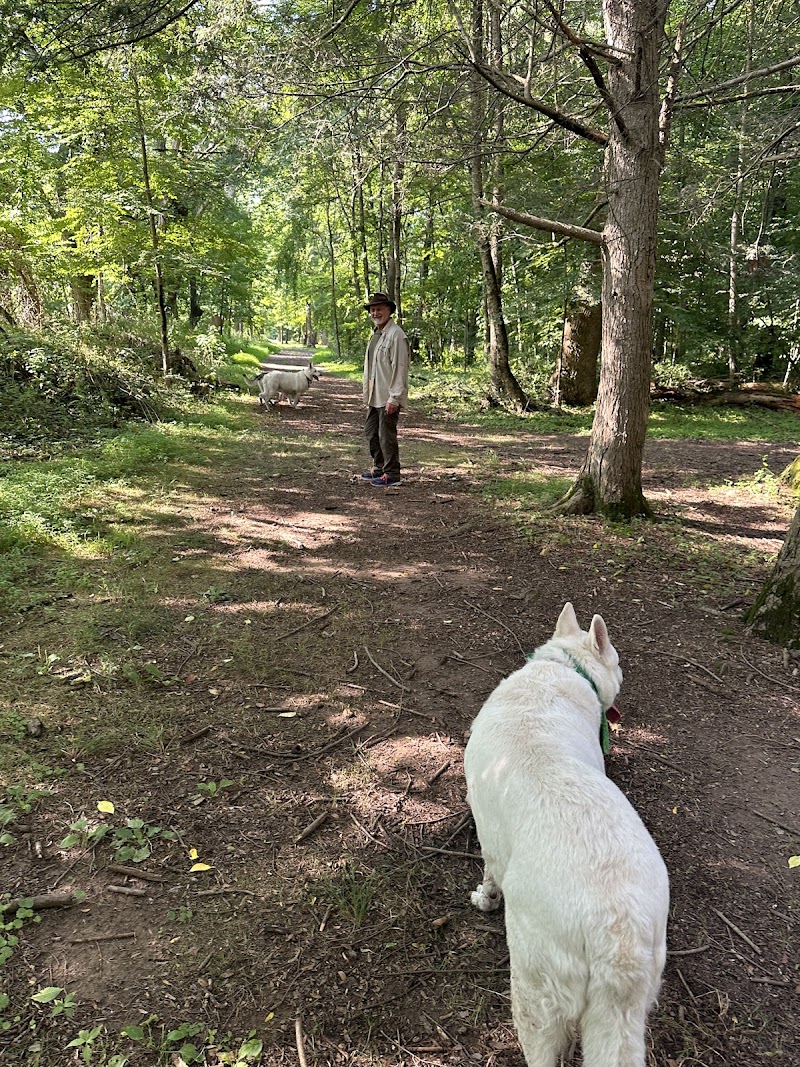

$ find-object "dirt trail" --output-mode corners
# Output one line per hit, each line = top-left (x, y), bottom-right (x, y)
(4, 357), (799, 1065)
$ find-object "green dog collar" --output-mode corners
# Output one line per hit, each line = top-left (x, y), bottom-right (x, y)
(527, 651), (613, 755)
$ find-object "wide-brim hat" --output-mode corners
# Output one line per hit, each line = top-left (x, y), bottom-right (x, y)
(364, 292), (396, 313)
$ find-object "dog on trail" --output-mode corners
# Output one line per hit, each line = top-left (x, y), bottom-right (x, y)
(464, 602), (669, 1067)
(250, 361), (319, 408)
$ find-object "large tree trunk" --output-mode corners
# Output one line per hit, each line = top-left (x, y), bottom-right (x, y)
(555, 0), (668, 519)
(746, 502), (800, 648)
(555, 299), (601, 405)
(469, 0), (527, 411)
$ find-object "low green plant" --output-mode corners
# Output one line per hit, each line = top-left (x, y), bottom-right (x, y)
(110, 819), (177, 864)
(59, 816), (111, 852)
(321, 864), (379, 929)
(66, 1024), (129, 1065)
(196, 778), (233, 800)
(30, 985), (78, 1018)
(0, 785), (50, 845)
(0, 899), (40, 968)
(120, 1017), (264, 1064)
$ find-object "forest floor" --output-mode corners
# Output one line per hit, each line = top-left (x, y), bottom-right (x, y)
(2, 352), (800, 1067)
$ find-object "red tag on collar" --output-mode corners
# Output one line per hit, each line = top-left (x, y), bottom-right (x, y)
(606, 705), (621, 724)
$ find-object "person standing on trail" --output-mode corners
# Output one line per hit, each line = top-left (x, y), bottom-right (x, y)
(360, 292), (410, 488)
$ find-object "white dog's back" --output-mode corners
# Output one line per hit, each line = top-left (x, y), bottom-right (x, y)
(464, 602), (668, 1067)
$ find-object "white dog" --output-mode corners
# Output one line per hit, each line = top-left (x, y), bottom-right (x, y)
(464, 602), (669, 1067)
(251, 361), (319, 408)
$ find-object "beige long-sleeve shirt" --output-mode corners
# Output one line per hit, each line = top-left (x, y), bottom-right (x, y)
(363, 319), (410, 408)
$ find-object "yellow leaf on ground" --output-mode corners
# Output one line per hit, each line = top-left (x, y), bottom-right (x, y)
(97, 800), (115, 814)
(190, 862), (213, 872)
(788, 856), (800, 869)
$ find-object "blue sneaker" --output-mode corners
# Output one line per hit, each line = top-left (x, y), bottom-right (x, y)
(370, 474), (401, 487)
(361, 470), (381, 481)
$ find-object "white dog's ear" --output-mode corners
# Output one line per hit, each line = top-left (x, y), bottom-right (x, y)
(588, 614), (612, 659)
(555, 602), (580, 638)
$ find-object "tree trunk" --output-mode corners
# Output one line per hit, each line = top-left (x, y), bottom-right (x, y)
(469, 0), (528, 410)
(70, 275), (96, 323)
(555, 0), (668, 519)
(189, 278), (203, 327)
(727, 0), (755, 383)
(132, 69), (170, 375)
(325, 197), (342, 357)
(746, 501), (800, 648)
(556, 300), (601, 404)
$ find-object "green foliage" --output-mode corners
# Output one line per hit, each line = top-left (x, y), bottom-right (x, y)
(0, 900), (40, 969)
(321, 863), (380, 929)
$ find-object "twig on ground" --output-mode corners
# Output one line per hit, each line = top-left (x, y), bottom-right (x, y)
(441, 812), (473, 849)
(295, 812), (330, 844)
(68, 932), (137, 945)
(753, 809), (800, 838)
(668, 944), (711, 956)
(651, 649), (726, 685)
(675, 967), (697, 1002)
(748, 975), (791, 986)
(180, 726), (213, 745)
(350, 813), (386, 848)
(107, 885), (147, 897)
(105, 864), (166, 883)
(364, 647), (411, 692)
(448, 650), (495, 673)
(1, 891), (81, 914)
(613, 736), (686, 772)
(295, 1015), (309, 1067)
(427, 761), (451, 786)
(346, 649), (359, 674)
(420, 845), (482, 861)
(740, 651), (800, 694)
(713, 907), (762, 955)
(464, 600), (525, 658)
(277, 606), (336, 641)
(318, 903), (334, 932)
(196, 887), (258, 897)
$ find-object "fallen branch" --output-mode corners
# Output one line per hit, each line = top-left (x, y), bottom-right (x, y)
(364, 647), (411, 692)
(668, 944), (711, 956)
(740, 651), (800, 694)
(652, 649), (726, 685)
(295, 1015), (309, 1067)
(68, 932), (137, 945)
(428, 761), (451, 786)
(464, 600), (525, 658)
(420, 846), (482, 861)
(107, 885), (146, 898)
(613, 736), (687, 772)
(277, 606), (336, 641)
(713, 907), (762, 955)
(753, 809), (800, 838)
(105, 864), (167, 883)
(295, 812), (329, 844)
(180, 726), (213, 745)
(1, 891), (81, 914)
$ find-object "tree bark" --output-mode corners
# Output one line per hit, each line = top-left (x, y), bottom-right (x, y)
(557, 299), (601, 405)
(132, 68), (170, 375)
(469, 0), (528, 410)
(554, 0), (668, 519)
(746, 501), (800, 648)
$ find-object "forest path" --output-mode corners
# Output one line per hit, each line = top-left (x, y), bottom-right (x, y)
(3, 358), (798, 1065)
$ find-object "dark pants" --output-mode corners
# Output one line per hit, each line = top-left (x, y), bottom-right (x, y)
(365, 406), (401, 479)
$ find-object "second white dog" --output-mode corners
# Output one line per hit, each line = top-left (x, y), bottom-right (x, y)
(464, 602), (669, 1067)
(252, 361), (319, 408)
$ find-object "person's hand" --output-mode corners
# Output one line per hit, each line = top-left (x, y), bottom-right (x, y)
(385, 401), (399, 415)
